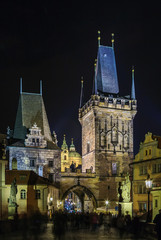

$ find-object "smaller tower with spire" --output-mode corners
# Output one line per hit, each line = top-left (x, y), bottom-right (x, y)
(131, 66), (136, 100)
(79, 77), (84, 108)
(61, 135), (69, 172)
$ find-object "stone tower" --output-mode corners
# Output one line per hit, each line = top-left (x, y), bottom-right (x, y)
(79, 35), (137, 209)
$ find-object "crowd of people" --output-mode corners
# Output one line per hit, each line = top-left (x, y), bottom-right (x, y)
(52, 210), (144, 239)
(0, 209), (158, 239)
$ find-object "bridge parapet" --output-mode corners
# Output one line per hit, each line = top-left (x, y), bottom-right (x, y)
(61, 172), (96, 178)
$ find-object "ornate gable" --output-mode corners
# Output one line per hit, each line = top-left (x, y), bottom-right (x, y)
(25, 123), (47, 148)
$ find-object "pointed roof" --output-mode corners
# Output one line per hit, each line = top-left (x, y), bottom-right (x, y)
(61, 135), (68, 150)
(131, 66), (136, 100)
(13, 92), (52, 141)
(95, 45), (119, 95)
(69, 138), (75, 152)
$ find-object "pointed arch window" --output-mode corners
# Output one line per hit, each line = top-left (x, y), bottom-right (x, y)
(101, 133), (106, 147)
(112, 127), (118, 143)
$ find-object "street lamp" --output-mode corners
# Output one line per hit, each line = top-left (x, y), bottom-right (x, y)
(105, 200), (109, 213)
(145, 174), (152, 222)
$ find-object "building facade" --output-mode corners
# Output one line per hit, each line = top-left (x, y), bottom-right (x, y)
(78, 41), (137, 210)
(132, 132), (161, 219)
(8, 83), (61, 183)
(5, 170), (59, 219)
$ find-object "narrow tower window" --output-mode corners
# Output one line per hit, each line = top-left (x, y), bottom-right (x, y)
(87, 142), (90, 153)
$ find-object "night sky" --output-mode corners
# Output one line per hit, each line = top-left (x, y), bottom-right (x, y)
(0, 1), (161, 155)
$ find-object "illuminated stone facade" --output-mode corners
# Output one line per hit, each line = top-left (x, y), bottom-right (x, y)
(79, 95), (137, 209)
(132, 132), (161, 219)
(78, 43), (137, 210)
(8, 87), (61, 183)
(8, 124), (61, 182)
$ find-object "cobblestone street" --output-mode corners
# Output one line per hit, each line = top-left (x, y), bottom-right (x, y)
(1, 222), (157, 240)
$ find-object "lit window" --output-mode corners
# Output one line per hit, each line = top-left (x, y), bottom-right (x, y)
(20, 189), (26, 199)
(35, 190), (41, 199)
(112, 163), (117, 175)
(139, 202), (146, 211)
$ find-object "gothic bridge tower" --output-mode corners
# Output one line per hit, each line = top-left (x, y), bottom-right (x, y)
(79, 34), (137, 209)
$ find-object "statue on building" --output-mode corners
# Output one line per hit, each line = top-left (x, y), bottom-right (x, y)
(118, 182), (123, 202)
(121, 173), (131, 202)
(52, 131), (58, 146)
(8, 178), (18, 219)
(9, 178), (18, 206)
(70, 161), (76, 172)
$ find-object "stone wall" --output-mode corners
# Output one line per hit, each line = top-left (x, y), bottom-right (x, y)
(8, 146), (61, 182)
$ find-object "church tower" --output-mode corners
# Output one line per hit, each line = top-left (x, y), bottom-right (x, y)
(79, 33), (137, 209)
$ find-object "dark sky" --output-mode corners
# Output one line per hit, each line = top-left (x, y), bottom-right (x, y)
(0, 1), (161, 155)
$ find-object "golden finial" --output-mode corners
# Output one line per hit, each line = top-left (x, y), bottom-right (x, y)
(111, 33), (114, 48)
(71, 138), (73, 144)
(98, 31), (101, 46)
(132, 65), (135, 73)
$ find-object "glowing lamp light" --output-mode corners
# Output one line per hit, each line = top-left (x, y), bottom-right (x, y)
(105, 200), (109, 205)
(50, 197), (53, 201)
(145, 174), (153, 189)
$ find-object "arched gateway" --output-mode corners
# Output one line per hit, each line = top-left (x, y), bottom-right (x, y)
(60, 174), (98, 212)
(61, 184), (97, 212)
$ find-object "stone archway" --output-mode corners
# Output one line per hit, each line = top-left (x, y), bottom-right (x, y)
(61, 184), (97, 212)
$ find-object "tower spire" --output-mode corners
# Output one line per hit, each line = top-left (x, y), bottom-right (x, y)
(79, 76), (84, 108)
(61, 134), (68, 150)
(70, 138), (75, 151)
(40, 80), (42, 95)
(94, 59), (97, 95)
(20, 77), (22, 94)
(131, 66), (136, 100)
(98, 31), (101, 46)
(111, 33), (114, 48)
